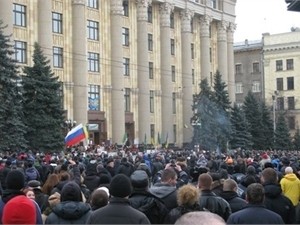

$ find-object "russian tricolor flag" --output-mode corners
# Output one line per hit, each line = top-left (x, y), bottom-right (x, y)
(65, 124), (88, 146)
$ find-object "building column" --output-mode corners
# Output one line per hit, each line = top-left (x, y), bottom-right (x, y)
(227, 22), (236, 103)
(137, 0), (151, 144)
(110, 0), (125, 144)
(200, 15), (212, 81)
(160, 2), (174, 144)
(38, 0), (53, 66)
(72, 0), (88, 125)
(180, 9), (194, 144)
(217, 20), (228, 84)
(0, 0), (13, 37)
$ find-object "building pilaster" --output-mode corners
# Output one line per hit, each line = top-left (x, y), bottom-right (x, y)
(217, 20), (228, 84)
(200, 15), (212, 81)
(227, 22), (236, 103)
(0, 0), (13, 37)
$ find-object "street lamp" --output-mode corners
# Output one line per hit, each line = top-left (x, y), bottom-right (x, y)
(65, 119), (77, 131)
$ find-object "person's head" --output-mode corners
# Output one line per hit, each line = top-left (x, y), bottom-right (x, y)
(60, 181), (83, 202)
(261, 167), (278, 184)
(3, 195), (36, 224)
(5, 170), (25, 190)
(48, 192), (61, 208)
(198, 173), (212, 190)
(175, 211), (225, 225)
(161, 168), (177, 186)
(223, 179), (237, 192)
(130, 170), (149, 190)
(285, 166), (293, 174)
(177, 184), (200, 207)
(90, 188), (109, 210)
(109, 174), (132, 198)
(42, 173), (60, 195)
(246, 183), (265, 204)
(24, 188), (35, 200)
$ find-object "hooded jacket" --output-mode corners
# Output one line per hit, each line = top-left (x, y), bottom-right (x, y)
(263, 182), (295, 224)
(280, 173), (300, 206)
(150, 183), (178, 210)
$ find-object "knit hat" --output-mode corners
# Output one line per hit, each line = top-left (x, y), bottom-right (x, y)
(27, 180), (41, 190)
(2, 195), (36, 224)
(109, 174), (132, 198)
(60, 181), (82, 202)
(5, 170), (25, 190)
(130, 170), (149, 189)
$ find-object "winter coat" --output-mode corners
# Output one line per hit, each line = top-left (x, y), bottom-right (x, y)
(219, 191), (247, 213)
(263, 182), (296, 224)
(199, 190), (231, 221)
(84, 175), (101, 192)
(150, 183), (178, 211)
(116, 162), (135, 177)
(164, 204), (201, 224)
(86, 197), (150, 224)
(45, 201), (91, 224)
(280, 173), (300, 206)
(227, 204), (284, 224)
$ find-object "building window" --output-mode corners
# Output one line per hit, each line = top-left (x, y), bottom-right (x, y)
(124, 88), (131, 112)
(277, 97), (284, 111)
(192, 69), (195, 85)
(210, 0), (217, 8)
(14, 41), (27, 64)
(173, 124), (177, 143)
(123, 58), (130, 76)
(13, 4), (26, 27)
(123, 0), (129, 17)
(122, 27), (129, 46)
(147, 6), (152, 23)
(52, 12), (63, 34)
(87, 0), (98, 9)
(287, 77), (294, 90)
(148, 33), (153, 51)
(288, 116), (295, 130)
(172, 92), (176, 114)
(88, 84), (100, 111)
(88, 52), (99, 72)
(150, 90), (154, 113)
(235, 64), (242, 74)
(286, 59), (294, 70)
(170, 12), (174, 28)
(235, 83), (243, 94)
(252, 62), (259, 73)
(53, 47), (63, 68)
(288, 97), (295, 110)
(191, 18), (194, 33)
(149, 62), (154, 79)
(150, 124), (155, 142)
(209, 47), (212, 62)
(87, 20), (99, 40)
(252, 81), (260, 93)
(276, 78), (283, 91)
(171, 39), (175, 55)
(171, 66), (176, 82)
(276, 60), (283, 71)
(191, 43), (194, 59)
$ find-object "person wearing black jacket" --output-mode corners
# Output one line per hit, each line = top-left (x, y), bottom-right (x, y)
(261, 167), (295, 224)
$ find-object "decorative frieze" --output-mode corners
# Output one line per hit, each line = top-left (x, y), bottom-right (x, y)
(136, 0), (152, 21)
(217, 20), (228, 41)
(199, 15), (212, 37)
(159, 2), (174, 27)
(111, 0), (124, 15)
(180, 9), (194, 33)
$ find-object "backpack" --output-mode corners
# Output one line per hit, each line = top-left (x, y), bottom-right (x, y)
(138, 196), (169, 224)
(25, 167), (39, 182)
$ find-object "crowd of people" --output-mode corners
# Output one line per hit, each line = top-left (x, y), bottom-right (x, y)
(0, 147), (299, 224)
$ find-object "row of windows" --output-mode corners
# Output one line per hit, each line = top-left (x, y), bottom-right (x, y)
(276, 59), (294, 71)
(235, 81), (261, 94)
(276, 96), (295, 111)
(276, 77), (294, 91)
(235, 62), (260, 74)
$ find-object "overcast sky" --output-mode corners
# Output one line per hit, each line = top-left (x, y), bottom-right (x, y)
(234, 0), (300, 43)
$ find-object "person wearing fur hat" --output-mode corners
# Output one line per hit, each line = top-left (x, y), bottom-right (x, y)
(87, 174), (150, 224)
(45, 181), (92, 224)
(164, 184), (201, 224)
(0, 169), (43, 224)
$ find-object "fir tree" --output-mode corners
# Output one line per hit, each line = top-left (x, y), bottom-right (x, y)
(0, 20), (27, 151)
(212, 70), (231, 112)
(293, 129), (300, 150)
(274, 112), (292, 150)
(229, 104), (253, 150)
(22, 42), (65, 151)
(260, 101), (274, 149)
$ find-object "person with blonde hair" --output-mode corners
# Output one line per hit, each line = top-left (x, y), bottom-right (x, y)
(164, 184), (201, 224)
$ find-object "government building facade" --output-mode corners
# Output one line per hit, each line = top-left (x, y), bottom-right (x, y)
(0, 0), (236, 147)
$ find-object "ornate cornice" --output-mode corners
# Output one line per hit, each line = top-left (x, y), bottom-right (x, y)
(159, 2), (174, 27)
(111, 0), (124, 15)
(136, 0), (152, 21)
(180, 9), (194, 33)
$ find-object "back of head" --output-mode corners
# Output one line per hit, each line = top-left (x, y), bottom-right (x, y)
(3, 195), (36, 224)
(246, 183), (265, 204)
(130, 170), (149, 189)
(198, 173), (212, 190)
(90, 189), (109, 210)
(161, 168), (177, 182)
(60, 181), (82, 202)
(110, 174), (132, 198)
(285, 166), (293, 174)
(246, 165), (256, 175)
(5, 170), (25, 190)
(177, 184), (199, 206)
(223, 179), (237, 192)
(175, 211), (225, 225)
(261, 167), (277, 184)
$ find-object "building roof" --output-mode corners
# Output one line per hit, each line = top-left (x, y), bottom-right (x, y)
(234, 39), (263, 52)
